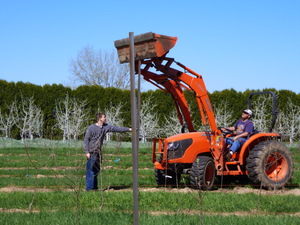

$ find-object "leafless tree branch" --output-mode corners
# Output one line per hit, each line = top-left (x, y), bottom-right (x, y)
(69, 46), (130, 89)
(55, 94), (89, 141)
(0, 100), (18, 138)
(15, 96), (44, 141)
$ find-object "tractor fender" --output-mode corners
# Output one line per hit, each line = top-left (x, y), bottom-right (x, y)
(238, 132), (281, 165)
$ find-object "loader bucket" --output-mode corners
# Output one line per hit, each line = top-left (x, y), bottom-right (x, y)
(114, 32), (177, 64)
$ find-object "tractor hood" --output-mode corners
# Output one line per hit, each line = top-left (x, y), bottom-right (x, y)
(164, 132), (211, 163)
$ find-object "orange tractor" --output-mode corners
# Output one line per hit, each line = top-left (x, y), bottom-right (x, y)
(115, 32), (294, 190)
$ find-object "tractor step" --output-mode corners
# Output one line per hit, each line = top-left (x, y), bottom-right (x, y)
(223, 161), (248, 176)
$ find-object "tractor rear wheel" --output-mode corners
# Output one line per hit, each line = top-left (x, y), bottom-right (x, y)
(155, 169), (181, 187)
(246, 140), (294, 189)
(190, 156), (216, 190)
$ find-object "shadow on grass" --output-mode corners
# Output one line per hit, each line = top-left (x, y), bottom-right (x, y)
(101, 185), (132, 191)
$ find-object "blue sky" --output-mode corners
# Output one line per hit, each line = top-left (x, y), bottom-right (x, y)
(0, 0), (299, 93)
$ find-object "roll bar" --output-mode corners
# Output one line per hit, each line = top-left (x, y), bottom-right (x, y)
(247, 91), (279, 132)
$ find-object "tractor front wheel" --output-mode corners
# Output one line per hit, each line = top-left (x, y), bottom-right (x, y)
(246, 140), (294, 189)
(190, 155), (216, 190)
(155, 169), (181, 187)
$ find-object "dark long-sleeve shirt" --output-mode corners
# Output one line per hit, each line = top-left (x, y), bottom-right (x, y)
(83, 123), (130, 153)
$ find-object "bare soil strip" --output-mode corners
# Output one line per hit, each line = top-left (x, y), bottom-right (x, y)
(0, 207), (299, 217)
(1, 186), (299, 196)
(0, 208), (40, 213)
(0, 153), (136, 157)
(0, 167), (82, 170)
(147, 210), (300, 217)
(0, 175), (67, 178)
(0, 166), (152, 170)
(138, 187), (300, 196)
(0, 186), (74, 192)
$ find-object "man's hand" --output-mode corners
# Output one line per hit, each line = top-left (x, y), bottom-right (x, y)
(233, 132), (249, 141)
(221, 127), (234, 132)
(86, 153), (90, 159)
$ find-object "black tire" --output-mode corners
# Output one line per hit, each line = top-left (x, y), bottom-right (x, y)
(155, 169), (181, 187)
(246, 140), (294, 189)
(190, 156), (216, 190)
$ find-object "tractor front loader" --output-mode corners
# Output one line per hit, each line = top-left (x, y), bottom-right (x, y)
(114, 32), (294, 190)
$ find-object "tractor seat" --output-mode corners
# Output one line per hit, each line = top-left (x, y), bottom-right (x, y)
(248, 130), (260, 137)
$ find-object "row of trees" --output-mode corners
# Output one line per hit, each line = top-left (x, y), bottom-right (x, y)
(0, 96), (43, 140)
(0, 79), (299, 143)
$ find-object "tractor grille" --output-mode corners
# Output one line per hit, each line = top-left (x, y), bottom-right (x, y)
(167, 138), (193, 160)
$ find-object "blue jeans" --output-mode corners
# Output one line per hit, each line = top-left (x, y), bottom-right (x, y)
(86, 153), (101, 191)
(225, 137), (247, 153)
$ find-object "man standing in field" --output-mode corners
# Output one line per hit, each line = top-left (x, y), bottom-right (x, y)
(83, 112), (132, 191)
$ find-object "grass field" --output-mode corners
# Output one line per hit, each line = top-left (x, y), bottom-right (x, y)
(0, 138), (299, 225)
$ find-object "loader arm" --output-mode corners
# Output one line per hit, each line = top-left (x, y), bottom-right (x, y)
(137, 56), (218, 134)
(137, 55), (225, 170)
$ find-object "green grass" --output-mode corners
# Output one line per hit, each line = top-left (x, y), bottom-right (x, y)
(0, 139), (299, 224)
(0, 191), (299, 224)
(0, 191), (300, 213)
(1, 212), (299, 225)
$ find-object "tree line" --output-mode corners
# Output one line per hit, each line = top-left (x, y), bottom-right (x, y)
(0, 79), (299, 143)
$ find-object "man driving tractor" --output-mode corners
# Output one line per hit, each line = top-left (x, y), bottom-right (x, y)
(222, 109), (254, 161)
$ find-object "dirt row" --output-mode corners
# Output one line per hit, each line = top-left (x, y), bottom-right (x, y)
(1, 207), (299, 217)
(148, 210), (300, 217)
(0, 166), (152, 170)
(0, 153), (137, 157)
(1, 186), (300, 196)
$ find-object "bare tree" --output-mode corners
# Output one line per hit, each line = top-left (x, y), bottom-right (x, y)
(251, 95), (272, 132)
(55, 94), (89, 141)
(0, 100), (18, 138)
(16, 96), (44, 141)
(69, 100), (90, 140)
(214, 101), (234, 128)
(161, 110), (181, 137)
(69, 46), (130, 89)
(277, 99), (300, 145)
(97, 102), (124, 141)
(276, 109), (285, 135)
(139, 96), (160, 143)
(55, 94), (72, 141)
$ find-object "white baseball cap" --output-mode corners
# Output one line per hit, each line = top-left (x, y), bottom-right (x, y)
(243, 109), (253, 116)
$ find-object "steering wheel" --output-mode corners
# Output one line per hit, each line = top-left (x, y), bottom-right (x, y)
(218, 127), (233, 135)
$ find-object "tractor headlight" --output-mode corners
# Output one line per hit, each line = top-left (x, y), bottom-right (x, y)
(167, 141), (180, 151)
